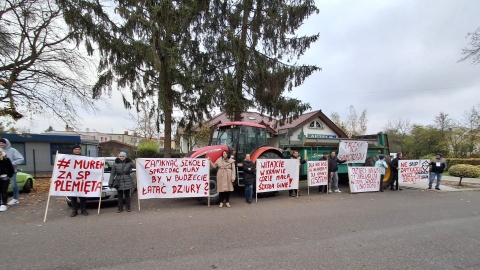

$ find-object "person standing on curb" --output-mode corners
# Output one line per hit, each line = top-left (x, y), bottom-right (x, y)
(0, 138), (24, 206)
(389, 152), (403, 191)
(0, 149), (15, 212)
(375, 155), (388, 192)
(243, 153), (256, 204)
(69, 145), (89, 217)
(109, 152), (135, 213)
(289, 150), (307, 197)
(209, 150), (236, 208)
(328, 151), (347, 193)
(318, 152), (329, 194)
(429, 153), (446, 190)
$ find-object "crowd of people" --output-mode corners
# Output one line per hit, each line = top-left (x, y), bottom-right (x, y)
(0, 139), (448, 215)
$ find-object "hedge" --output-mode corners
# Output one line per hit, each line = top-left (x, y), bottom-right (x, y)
(448, 164), (480, 184)
(445, 158), (480, 171)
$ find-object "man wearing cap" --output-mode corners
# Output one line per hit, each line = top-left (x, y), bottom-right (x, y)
(375, 155), (388, 192)
(429, 153), (446, 190)
(0, 138), (24, 205)
(69, 145), (89, 217)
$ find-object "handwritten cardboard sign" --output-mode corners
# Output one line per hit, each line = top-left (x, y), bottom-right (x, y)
(307, 161), (328, 186)
(338, 141), (368, 163)
(398, 159), (430, 184)
(256, 159), (299, 193)
(49, 154), (104, 197)
(136, 158), (210, 199)
(348, 167), (381, 193)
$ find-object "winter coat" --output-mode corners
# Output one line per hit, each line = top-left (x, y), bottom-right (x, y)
(430, 158), (446, 173)
(1, 138), (24, 170)
(108, 158), (135, 191)
(328, 156), (346, 172)
(0, 157), (14, 180)
(375, 159), (388, 175)
(210, 157), (236, 192)
(243, 160), (256, 185)
(391, 157), (401, 175)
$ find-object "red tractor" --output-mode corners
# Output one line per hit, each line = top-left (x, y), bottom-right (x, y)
(185, 121), (284, 203)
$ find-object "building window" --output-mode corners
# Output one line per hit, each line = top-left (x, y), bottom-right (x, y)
(309, 120), (324, 129)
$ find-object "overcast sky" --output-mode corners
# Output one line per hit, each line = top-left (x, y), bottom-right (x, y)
(17, 0), (480, 135)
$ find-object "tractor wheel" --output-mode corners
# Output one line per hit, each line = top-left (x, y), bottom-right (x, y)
(364, 155), (392, 189)
(22, 178), (33, 193)
(197, 174), (220, 205)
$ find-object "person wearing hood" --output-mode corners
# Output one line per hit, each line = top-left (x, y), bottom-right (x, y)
(109, 152), (135, 212)
(375, 155), (389, 192)
(0, 138), (24, 205)
(209, 150), (236, 208)
(0, 148), (15, 212)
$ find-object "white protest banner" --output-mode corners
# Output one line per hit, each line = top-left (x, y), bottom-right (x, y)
(398, 159), (430, 184)
(136, 158), (210, 199)
(348, 166), (381, 193)
(307, 161), (328, 186)
(338, 141), (368, 163)
(256, 159), (299, 193)
(49, 154), (104, 197)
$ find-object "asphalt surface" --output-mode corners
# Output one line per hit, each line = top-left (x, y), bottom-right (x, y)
(1, 185), (479, 270)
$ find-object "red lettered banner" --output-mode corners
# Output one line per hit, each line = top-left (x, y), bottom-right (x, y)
(136, 158), (210, 199)
(348, 167), (381, 193)
(398, 159), (430, 184)
(49, 154), (104, 197)
(338, 141), (368, 163)
(307, 161), (328, 186)
(256, 159), (299, 193)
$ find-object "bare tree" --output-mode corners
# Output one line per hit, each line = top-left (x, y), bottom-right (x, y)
(383, 118), (413, 153)
(460, 26), (480, 64)
(0, 0), (97, 126)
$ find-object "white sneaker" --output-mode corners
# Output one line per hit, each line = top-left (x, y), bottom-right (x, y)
(328, 189), (332, 193)
(7, 199), (19, 205)
(0, 205), (7, 212)
(334, 189), (342, 193)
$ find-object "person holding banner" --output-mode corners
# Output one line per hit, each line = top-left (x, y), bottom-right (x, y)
(109, 152), (135, 213)
(0, 149), (15, 212)
(318, 152), (329, 193)
(289, 150), (307, 197)
(389, 152), (403, 191)
(328, 151), (347, 193)
(428, 153), (446, 190)
(243, 154), (256, 204)
(375, 155), (388, 192)
(209, 150), (236, 208)
(0, 138), (24, 206)
(69, 145), (89, 217)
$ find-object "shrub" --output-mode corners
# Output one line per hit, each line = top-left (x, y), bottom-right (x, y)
(136, 141), (159, 158)
(448, 164), (480, 185)
(445, 158), (480, 171)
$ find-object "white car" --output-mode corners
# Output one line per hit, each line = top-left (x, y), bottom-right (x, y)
(66, 157), (136, 206)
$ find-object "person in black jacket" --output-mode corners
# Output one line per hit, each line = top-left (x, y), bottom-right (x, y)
(243, 154), (256, 204)
(0, 148), (15, 212)
(69, 145), (89, 217)
(328, 151), (347, 193)
(389, 152), (403, 191)
(429, 153), (446, 190)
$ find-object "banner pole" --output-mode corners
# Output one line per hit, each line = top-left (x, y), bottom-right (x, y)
(136, 161), (141, 211)
(43, 191), (51, 223)
(97, 157), (106, 215)
(44, 151), (61, 222)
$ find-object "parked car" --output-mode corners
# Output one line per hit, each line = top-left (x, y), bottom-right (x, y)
(7, 170), (35, 193)
(66, 157), (136, 206)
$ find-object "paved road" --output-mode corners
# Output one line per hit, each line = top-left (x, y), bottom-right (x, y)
(1, 186), (479, 270)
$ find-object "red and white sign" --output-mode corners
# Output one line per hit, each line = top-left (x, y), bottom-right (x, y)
(49, 154), (104, 197)
(348, 167), (381, 193)
(398, 159), (430, 184)
(338, 141), (368, 163)
(307, 161), (328, 186)
(256, 159), (299, 193)
(136, 158), (210, 199)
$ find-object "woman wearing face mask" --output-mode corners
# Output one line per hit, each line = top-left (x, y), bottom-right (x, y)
(0, 149), (15, 212)
(109, 152), (135, 213)
(209, 150), (236, 208)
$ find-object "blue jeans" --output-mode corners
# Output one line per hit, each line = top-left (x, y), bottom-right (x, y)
(245, 184), (253, 202)
(429, 172), (442, 188)
(10, 172), (19, 200)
